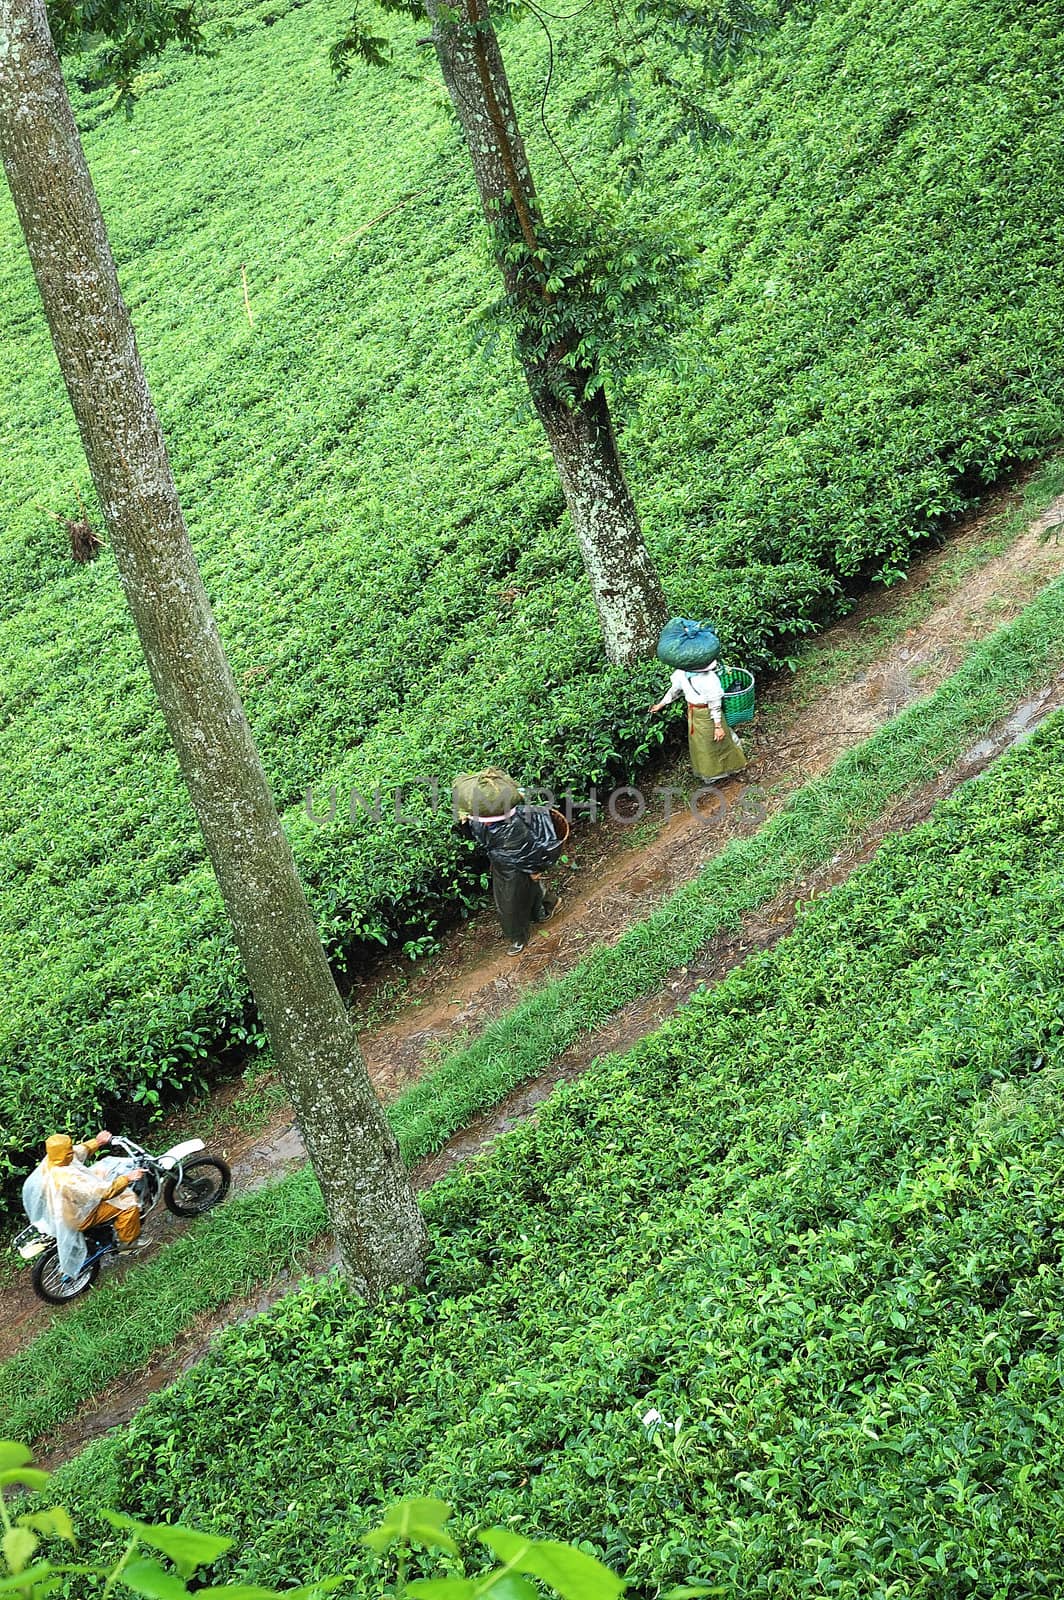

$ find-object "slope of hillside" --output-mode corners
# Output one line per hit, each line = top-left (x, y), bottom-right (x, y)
(58, 710), (1064, 1598)
(2, 0), (1063, 1160)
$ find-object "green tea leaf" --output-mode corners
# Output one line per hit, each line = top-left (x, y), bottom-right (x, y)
(481, 1576), (542, 1600)
(118, 1557), (192, 1600)
(478, 1531), (624, 1600)
(17, 1508), (76, 1547)
(0, 1562), (58, 1593)
(2, 1527), (38, 1576)
(362, 1499), (458, 1556)
(662, 1588), (729, 1598)
(0, 1469), (50, 1492)
(99, 1513), (233, 1578)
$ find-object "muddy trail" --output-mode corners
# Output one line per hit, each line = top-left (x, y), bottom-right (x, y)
(8, 481), (1064, 1465)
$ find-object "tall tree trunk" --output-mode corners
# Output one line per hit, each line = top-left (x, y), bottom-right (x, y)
(0, 0), (427, 1299)
(423, 0), (668, 665)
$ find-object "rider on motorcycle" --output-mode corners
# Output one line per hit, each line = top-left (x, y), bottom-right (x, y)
(22, 1130), (147, 1275)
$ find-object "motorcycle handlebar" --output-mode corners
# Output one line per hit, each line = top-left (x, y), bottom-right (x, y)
(109, 1135), (148, 1161)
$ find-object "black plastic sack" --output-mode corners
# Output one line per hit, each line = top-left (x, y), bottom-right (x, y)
(656, 617), (721, 670)
(468, 806), (562, 875)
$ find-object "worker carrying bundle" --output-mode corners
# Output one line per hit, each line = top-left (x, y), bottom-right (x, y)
(453, 768), (565, 955)
(648, 618), (748, 783)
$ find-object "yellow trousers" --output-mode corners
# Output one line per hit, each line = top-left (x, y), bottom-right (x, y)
(86, 1198), (141, 1243)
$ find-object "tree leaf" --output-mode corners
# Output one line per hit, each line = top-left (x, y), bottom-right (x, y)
(0, 1468), (50, 1491)
(362, 1498), (458, 1556)
(2, 1527), (39, 1575)
(0, 1562), (58, 1593)
(481, 1576), (542, 1600)
(478, 1531), (624, 1600)
(99, 1513), (233, 1578)
(18, 1508), (76, 1546)
(119, 1557), (192, 1600)
(0, 1445), (32, 1473)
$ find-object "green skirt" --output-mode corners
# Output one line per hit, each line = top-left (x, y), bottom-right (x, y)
(687, 704), (748, 782)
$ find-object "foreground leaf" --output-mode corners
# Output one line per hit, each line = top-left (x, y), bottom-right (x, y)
(118, 1556), (192, 1600)
(362, 1499), (458, 1556)
(18, 1508), (76, 1547)
(2, 1527), (38, 1575)
(99, 1513), (233, 1577)
(478, 1531), (624, 1600)
(0, 1468), (50, 1492)
(0, 1561), (58, 1593)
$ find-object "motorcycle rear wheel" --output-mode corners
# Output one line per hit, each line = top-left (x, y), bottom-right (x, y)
(31, 1246), (100, 1304)
(163, 1155), (231, 1217)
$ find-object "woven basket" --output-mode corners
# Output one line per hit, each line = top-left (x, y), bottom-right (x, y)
(719, 666), (756, 727)
(548, 807), (572, 849)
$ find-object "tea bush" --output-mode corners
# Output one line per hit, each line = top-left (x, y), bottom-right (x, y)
(4, 578), (1064, 1447)
(0, 1441), (624, 1600)
(3, 0), (1064, 1162)
(4, 576), (1064, 1444)
(59, 714), (1064, 1597)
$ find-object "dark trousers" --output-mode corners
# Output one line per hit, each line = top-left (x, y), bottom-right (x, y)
(491, 866), (545, 944)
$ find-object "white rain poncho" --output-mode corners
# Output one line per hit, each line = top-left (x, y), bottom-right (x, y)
(22, 1152), (136, 1278)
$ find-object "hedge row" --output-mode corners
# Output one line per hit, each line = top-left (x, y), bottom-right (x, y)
(3, 0), (1064, 1160)
(58, 711), (1064, 1597)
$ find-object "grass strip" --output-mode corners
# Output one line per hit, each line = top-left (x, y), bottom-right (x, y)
(0, 1169), (325, 1442)
(3, 572), (1064, 1445)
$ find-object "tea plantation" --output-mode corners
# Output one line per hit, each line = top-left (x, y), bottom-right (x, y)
(3, 0), (1064, 1165)
(59, 713), (1064, 1597)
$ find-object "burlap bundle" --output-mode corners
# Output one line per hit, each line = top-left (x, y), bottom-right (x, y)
(452, 768), (520, 818)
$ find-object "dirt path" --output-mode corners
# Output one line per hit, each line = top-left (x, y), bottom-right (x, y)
(356, 489), (1064, 1096)
(7, 480), (1064, 1458)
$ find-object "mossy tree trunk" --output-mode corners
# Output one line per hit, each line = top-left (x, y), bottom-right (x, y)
(0, 0), (427, 1299)
(423, 0), (667, 665)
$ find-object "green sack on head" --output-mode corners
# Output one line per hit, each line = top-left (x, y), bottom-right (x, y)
(657, 617), (722, 670)
(452, 768), (520, 818)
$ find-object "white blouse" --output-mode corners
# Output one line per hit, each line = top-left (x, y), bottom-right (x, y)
(659, 667), (724, 721)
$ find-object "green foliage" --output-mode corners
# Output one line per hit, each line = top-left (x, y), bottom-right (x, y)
(574, 0), (774, 183)
(0, 1444), (622, 1600)
(337, 0), (771, 388)
(479, 199), (698, 403)
(4, 0), (1064, 1179)
(52, 712), (1064, 1596)
(4, 575), (1064, 1452)
(47, 0), (206, 99)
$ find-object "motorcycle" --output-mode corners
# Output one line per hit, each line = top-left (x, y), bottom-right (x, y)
(13, 1134), (231, 1304)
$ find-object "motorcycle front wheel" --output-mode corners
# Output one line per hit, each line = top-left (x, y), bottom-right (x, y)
(163, 1155), (231, 1217)
(31, 1246), (100, 1304)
